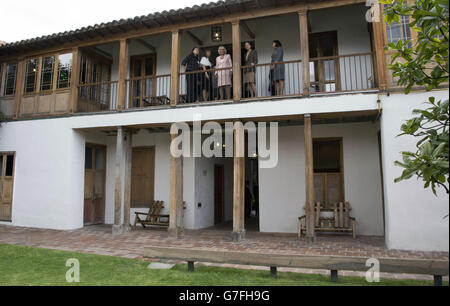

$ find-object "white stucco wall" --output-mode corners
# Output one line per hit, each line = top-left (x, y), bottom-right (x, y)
(380, 90), (449, 251)
(259, 122), (385, 236)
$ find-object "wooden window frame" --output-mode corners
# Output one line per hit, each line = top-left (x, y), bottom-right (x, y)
(56, 53), (73, 89)
(23, 58), (39, 94)
(382, 2), (418, 52)
(312, 137), (345, 206)
(309, 31), (341, 92)
(129, 53), (157, 108)
(2, 62), (18, 97)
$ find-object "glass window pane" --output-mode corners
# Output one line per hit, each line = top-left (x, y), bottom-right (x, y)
(85, 147), (93, 169)
(4, 63), (17, 95)
(5, 155), (14, 176)
(40, 56), (55, 91)
(57, 53), (72, 89)
(95, 148), (105, 170)
(0, 155), (3, 176)
(145, 58), (153, 76)
(133, 59), (142, 77)
(24, 59), (38, 93)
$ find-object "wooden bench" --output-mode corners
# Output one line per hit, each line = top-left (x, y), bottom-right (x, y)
(299, 202), (356, 239)
(134, 200), (169, 228)
(144, 246), (449, 285)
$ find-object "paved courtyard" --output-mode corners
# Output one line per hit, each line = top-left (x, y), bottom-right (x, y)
(0, 224), (448, 280)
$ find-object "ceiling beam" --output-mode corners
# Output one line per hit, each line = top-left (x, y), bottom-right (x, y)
(85, 46), (113, 61)
(136, 38), (156, 53)
(185, 30), (203, 46)
(241, 21), (255, 39)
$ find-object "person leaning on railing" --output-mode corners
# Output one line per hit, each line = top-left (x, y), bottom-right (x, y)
(182, 47), (201, 103)
(243, 41), (258, 98)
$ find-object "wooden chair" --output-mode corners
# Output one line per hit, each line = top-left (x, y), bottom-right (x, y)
(298, 202), (356, 239)
(134, 200), (169, 228)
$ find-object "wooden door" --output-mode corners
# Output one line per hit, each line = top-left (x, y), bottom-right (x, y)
(84, 144), (106, 225)
(214, 164), (225, 224)
(309, 31), (340, 92)
(131, 147), (155, 207)
(130, 54), (157, 108)
(0, 153), (15, 221)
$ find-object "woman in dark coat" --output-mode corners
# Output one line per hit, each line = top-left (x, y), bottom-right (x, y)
(181, 47), (200, 103)
(243, 41), (258, 98)
(271, 40), (285, 96)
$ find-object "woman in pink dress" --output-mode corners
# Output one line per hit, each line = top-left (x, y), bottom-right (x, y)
(215, 46), (232, 100)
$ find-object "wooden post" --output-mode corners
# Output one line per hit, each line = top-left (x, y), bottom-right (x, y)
(113, 126), (124, 235)
(232, 122), (245, 242)
(298, 10), (310, 96)
(372, 3), (387, 90)
(123, 128), (133, 232)
(14, 58), (25, 119)
(170, 30), (181, 107)
(117, 39), (129, 110)
(304, 114), (315, 241)
(70, 47), (80, 113)
(231, 20), (242, 101)
(168, 128), (184, 238)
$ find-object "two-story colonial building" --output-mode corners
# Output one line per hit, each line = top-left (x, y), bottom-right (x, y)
(0, 0), (448, 252)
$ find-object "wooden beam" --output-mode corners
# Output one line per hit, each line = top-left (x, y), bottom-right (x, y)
(170, 30), (180, 107)
(241, 21), (255, 39)
(113, 126), (124, 235)
(232, 121), (245, 242)
(0, 0), (366, 62)
(13, 58), (25, 119)
(298, 10), (310, 96)
(168, 125), (184, 238)
(231, 21), (242, 101)
(372, 3), (388, 90)
(144, 246), (450, 277)
(185, 30), (203, 46)
(123, 128), (133, 231)
(70, 47), (80, 113)
(304, 114), (315, 241)
(117, 39), (129, 110)
(136, 38), (156, 53)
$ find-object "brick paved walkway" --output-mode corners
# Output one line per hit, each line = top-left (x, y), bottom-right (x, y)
(0, 224), (448, 281)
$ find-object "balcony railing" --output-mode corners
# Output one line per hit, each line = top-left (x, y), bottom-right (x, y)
(75, 52), (377, 114)
(77, 81), (118, 113)
(309, 52), (376, 94)
(125, 74), (171, 109)
(241, 59), (303, 99)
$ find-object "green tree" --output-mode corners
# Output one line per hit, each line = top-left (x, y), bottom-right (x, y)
(382, 0), (449, 195)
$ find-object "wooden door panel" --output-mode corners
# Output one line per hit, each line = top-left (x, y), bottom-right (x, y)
(314, 174), (325, 204)
(0, 153), (15, 222)
(327, 173), (342, 205)
(0, 204), (11, 221)
(131, 147), (155, 207)
(84, 145), (106, 225)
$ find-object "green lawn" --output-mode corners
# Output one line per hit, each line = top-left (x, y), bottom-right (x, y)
(0, 244), (445, 286)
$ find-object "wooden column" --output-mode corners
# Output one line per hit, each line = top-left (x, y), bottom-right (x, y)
(123, 129), (133, 232)
(168, 129), (184, 238)
(113, 126), (124, 234)
(231, 20), (242, 101)
(298, 10), (310, 96)
(70, 47), (80, 113)
(372, 3), (387, 90)
(117, 39), (129, 110)
(14, 58), (25, 119)
(232, 122), (245, 242)
(170, 30), (181, 107)
(304, 114), (315, 241)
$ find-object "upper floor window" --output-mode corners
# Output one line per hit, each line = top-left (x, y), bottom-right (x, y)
(24, 59), (38, 93)
(40, 56), (55, 91)
(3, 63), (17, 96)
(385, 13), (412, 48)
(57, 53), (72, 89)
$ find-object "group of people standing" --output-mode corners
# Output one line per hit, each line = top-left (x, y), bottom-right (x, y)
(181, 40), (285, 102)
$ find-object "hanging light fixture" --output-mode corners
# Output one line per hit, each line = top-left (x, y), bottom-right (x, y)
(211, 26), (222, 42)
